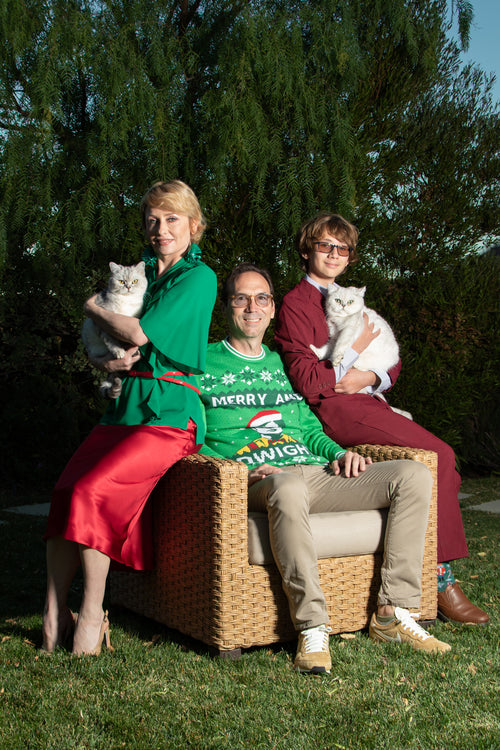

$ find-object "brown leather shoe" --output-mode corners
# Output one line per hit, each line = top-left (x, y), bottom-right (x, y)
(438, 583), (490, 625)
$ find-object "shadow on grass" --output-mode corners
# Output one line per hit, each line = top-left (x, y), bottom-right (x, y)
(1, 508), (296, 660)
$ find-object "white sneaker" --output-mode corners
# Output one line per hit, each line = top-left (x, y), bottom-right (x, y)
(294, 624), (332, 674)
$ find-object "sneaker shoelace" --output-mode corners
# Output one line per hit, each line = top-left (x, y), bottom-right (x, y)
(301, 625), (330, 653)
(394, 607), (431, 640)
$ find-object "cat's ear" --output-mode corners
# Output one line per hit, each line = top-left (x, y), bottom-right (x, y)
(359, 286), (366, 296)
(109, 261), (119, 273)
(136, 261), (146, 272)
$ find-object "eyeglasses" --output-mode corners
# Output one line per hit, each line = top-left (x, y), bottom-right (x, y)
(229, 293), (274, 308)
(313, 241), (351, 257)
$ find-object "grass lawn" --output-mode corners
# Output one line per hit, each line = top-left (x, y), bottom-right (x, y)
(1, 475), (499, 749)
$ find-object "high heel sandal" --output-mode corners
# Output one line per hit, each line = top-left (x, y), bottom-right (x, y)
(73, 611), (114, 656)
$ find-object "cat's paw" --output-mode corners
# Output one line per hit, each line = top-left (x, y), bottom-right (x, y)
(108, 346), (127, 359)
(310, 344), (323, 359)
(99, 377), (123, 400)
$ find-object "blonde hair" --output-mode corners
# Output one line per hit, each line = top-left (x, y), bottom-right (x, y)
(140, 180), (207, 243)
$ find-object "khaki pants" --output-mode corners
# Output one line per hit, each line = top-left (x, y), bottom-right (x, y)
(248, 460), (432, 631)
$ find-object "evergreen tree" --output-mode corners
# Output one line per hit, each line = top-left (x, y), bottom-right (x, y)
(0, 0), (498, 481)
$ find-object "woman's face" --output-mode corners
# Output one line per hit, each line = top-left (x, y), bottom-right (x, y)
(301, 232), (350, 286)
(144, 206), (198, 270)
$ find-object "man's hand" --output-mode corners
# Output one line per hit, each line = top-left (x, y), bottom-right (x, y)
(334, 368), (380, 394)
(247, 463), (283, 486)
(330, 450), (373, 477)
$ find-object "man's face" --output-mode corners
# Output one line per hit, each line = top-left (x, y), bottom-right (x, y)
(225, 271), (275, 349)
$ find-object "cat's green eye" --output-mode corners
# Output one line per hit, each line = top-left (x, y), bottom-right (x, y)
(347, 299), (354, 305)
(334, 298), (342, 304)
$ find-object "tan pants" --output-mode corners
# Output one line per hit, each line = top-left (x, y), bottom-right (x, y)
(248, 460), (432, 631)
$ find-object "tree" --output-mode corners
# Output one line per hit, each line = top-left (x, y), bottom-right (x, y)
(0, 0), (498, 482)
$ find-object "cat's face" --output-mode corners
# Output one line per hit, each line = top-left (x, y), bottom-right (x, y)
(301, 232), (350, 285)
(108, 262), (147, 295)
(325, 285), (365, 317)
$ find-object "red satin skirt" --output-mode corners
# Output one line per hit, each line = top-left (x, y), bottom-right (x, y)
(44, 421), (199, 570)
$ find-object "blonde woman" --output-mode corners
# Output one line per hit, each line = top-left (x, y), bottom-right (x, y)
(43, 181), (217, 654)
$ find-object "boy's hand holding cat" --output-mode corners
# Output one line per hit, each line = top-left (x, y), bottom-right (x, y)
(334, 368), (380, 394)
(352, 313), (381, 354)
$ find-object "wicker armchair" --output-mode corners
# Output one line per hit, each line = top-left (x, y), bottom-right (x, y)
(110, 444), (437, 656)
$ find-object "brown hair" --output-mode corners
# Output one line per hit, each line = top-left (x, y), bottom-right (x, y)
(140, 180), (207, 243)
(297, 212), (359, 272)
(221, 263), (275, 305)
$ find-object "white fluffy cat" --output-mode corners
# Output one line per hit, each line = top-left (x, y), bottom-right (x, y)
(310, 284), (412, 419)
(82, 261), (147, 399)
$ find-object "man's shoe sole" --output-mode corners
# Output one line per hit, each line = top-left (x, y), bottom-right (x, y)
(438, 609), (490, 626)
(295, 665), (330, 675)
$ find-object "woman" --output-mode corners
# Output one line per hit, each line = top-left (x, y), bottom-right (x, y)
(274, 212), (489, 626)
(43, 180), (217, 654)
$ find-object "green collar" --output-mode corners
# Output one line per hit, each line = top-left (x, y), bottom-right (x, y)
(142, 242), (202, 268)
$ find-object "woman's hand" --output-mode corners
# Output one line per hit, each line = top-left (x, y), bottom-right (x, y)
(84, 294), (99, 316)
(247, 463), (283, 487)
(89, 347), (141, 373)
(352, 313), (380, 354)
(330, 450), (372, 477)
(334, 368), (380, 394)
(84, 295), (149, 347)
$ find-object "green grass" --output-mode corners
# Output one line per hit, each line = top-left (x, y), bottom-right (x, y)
(1, 476), (499, 749)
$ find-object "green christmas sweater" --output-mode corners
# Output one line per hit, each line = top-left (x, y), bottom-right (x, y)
(198, 339), (346, 468)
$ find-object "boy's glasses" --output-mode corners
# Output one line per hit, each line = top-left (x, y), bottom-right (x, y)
(313, 241), (351, 257)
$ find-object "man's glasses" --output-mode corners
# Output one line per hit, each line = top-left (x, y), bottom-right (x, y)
(313, 241), (351, 257)
(229, 293), (274, 308)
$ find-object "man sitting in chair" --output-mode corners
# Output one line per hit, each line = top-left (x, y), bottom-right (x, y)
(198, 263), (450, 674)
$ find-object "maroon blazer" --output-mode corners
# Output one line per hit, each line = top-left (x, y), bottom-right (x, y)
(275, 277), (467, 563)
(274, 277), (401, 429)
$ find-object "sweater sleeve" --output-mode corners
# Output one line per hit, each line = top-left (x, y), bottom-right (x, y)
(140, 262), (217, 376)
(298, 401), (346, 461)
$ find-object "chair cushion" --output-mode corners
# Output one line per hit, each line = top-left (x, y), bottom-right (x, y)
(247, 509), (387, 565)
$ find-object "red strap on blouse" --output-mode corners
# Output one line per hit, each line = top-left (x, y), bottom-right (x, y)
(128, 370), (201, 395)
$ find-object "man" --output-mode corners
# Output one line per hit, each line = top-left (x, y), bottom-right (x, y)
(198, 263), (451, 674)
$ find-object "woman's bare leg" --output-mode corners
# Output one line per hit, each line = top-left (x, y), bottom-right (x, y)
(72, 546), (111, 655)
(42, 536), (80, 651)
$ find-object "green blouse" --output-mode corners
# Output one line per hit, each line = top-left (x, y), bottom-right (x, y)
(100, 243), (217, 443)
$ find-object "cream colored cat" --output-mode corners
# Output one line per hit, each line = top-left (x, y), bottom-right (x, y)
(310, 284), (412, 420)
(82, 261), (147, 399)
